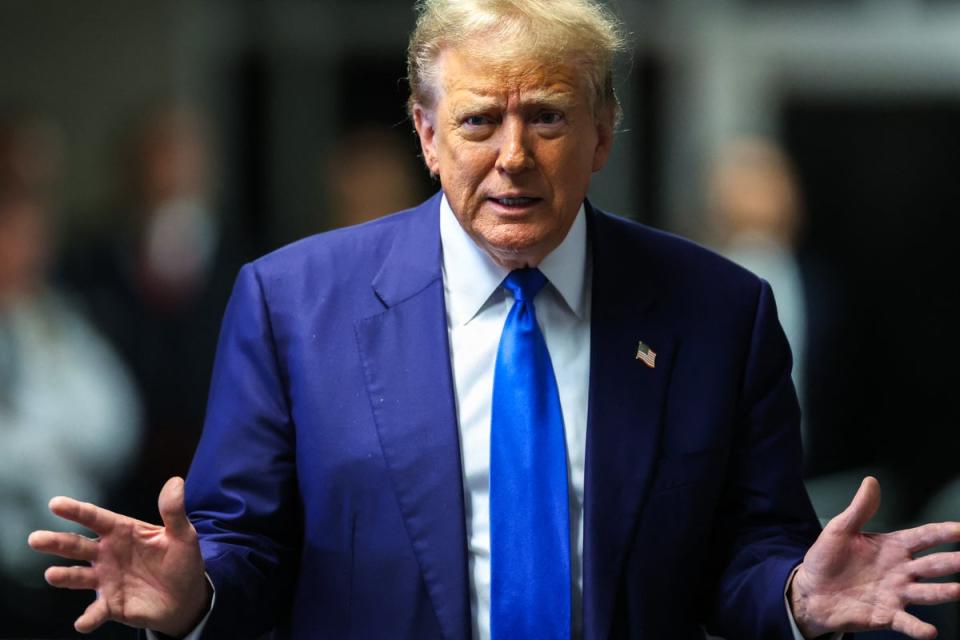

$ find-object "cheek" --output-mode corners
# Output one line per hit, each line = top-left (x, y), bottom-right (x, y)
(440, 143), (495, 188)
(552, 144), (596, 188)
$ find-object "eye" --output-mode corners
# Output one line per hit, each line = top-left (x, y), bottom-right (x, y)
(458, 113), (497, 139)
(462, 114), (492, 127)
(534, 111), (564, 126)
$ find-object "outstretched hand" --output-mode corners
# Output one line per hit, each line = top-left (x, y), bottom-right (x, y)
(790, 476), (960, 639)
(28, 477), (210, 637)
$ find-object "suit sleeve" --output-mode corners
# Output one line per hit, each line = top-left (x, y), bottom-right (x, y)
(705, 279), (822, 638)
(184, 263), (301, 639)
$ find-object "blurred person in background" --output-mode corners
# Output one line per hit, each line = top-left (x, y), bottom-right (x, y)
(62, 102), (253, 523)
(706, 136), (908, 531)
(321, 125), (429, 229)
(707, 138), (807, 408)
(0, 112), (141, 636)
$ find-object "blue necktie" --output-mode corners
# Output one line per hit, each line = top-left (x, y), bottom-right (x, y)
(490, 268), (571, 640)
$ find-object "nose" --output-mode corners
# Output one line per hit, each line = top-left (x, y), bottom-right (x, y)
(496, 118), (535, 174)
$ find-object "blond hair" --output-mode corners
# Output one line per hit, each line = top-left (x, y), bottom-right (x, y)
(407, 0), (627, 122)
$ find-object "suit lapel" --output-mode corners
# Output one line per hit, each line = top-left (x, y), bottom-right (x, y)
(354, 194), (471, 640)
(582, 208), (678, 640)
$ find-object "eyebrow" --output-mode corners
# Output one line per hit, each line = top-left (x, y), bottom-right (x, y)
(521, 89), (577, 110)
(450, 88), (578, 115)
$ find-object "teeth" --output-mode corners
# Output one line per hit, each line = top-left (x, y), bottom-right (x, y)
(496, 197), (535, 206)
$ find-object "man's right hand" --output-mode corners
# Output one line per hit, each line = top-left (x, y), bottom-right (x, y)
(28, 476), (210, 637)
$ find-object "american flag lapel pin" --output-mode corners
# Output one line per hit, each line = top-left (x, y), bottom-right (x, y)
(635, 340), (656, 368)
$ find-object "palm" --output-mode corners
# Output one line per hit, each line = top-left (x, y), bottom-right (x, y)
(792, 477), (960, 639)
(29, 477), (209, 636)
(89, 515), (203, 627)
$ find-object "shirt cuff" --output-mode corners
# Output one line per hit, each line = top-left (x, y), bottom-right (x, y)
(785, 565), (843, 640)
(145, 573), (216, 640)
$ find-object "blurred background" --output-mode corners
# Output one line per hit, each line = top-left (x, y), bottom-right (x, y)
(1, 0), (959, 638)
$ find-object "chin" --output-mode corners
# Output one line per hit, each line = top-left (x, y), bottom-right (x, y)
(480, 230), (553, 268)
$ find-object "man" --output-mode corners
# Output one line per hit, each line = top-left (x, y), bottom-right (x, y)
(29, 1), (960, 638)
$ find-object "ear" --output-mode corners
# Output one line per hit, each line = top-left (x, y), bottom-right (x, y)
(591, 111), (615, 173)
(413, 103), (441, 175)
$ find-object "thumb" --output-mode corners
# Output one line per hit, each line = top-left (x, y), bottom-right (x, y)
(158, 476), (193, 539)
(833, 476), (881, 535)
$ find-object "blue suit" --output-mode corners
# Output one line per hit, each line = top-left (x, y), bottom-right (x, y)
(185, 193), (821, 639)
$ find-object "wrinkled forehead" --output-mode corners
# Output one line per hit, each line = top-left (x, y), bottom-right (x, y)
(434, 45), (590, 106)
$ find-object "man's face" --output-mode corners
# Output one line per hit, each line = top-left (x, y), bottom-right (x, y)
(0, 199), (49, 306)
(413, 47), (613, 269)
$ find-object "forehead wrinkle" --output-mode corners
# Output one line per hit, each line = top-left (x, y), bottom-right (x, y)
(441, 47), (581, 87)
(446, 82), (579, 106)
(434, 49), (591, 123)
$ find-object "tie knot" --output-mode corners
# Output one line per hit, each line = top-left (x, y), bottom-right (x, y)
(503, 268), (547, 302)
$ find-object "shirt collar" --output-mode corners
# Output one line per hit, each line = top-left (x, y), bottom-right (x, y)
(439, 193), (588, 326)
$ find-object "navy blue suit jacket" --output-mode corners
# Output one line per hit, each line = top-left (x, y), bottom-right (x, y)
(185, 193), (821, 639)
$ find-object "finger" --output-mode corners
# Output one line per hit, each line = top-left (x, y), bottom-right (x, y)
(75, 597), (110, 634)
(900, 522), (960, 554)
(49, 497), (120, 536)
(904, 582), (960, 606)
(891, 609), (938, 640)
(158, 476), (193, 540)
(832, 476), (881, 534)
(28, 530), (98, 562)
(44, 565), (99, 591)
(909, 551), (960, 579)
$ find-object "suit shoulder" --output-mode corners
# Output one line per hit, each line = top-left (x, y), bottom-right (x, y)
(232, 200), (437, 313)
(253, 207), (419, 277)
(593, 210), (762, 298)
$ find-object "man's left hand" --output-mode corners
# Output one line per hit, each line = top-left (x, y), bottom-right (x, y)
(790, 476), (960, 639)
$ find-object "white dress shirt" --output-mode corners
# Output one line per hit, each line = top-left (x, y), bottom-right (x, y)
(440, 195), (591, 640)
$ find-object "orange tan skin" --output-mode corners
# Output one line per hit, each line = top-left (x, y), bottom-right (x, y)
(28, 478), (209, 637)
(790, 477), (960, 639)
(412, 48), (613, 270)
(28, 44), (960, 640)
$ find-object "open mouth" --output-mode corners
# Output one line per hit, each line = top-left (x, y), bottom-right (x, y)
(488, 196), (542, 208)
